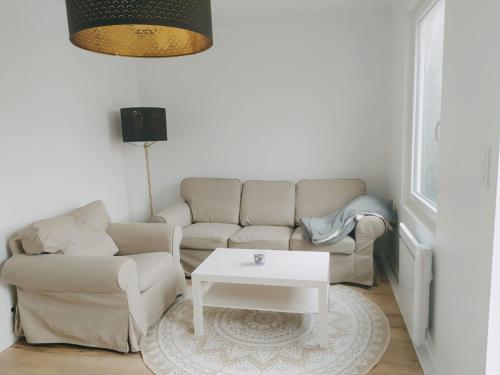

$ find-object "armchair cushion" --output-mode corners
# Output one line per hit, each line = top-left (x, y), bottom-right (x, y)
(289, 227), (355, 254)
(229, 226), (292, 250)
(70, 200), (111, 231)
(18, 214), (118, 256)
(124, 253), (175, 292)
(181, 223), (241, 250)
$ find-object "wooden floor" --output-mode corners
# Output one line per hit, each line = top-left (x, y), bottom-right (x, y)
(0, 269), (423, 375)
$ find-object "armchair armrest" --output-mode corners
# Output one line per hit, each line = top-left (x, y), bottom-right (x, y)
(354, 216), (386, 252)
(2, 254), (137, 293)
(108, 222), (186, 295)
(107, 222), (181, 264)
(149, 201), (192, 227)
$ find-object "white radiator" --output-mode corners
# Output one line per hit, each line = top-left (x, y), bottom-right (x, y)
(398, 223), (433, 346)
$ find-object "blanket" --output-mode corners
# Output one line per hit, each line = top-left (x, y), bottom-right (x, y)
(301, 195), (396, 245)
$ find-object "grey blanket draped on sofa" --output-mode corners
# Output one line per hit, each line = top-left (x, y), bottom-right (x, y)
(301, 195), (396, 245)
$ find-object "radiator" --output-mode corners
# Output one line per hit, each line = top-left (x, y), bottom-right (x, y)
(398, 223), (433, 346)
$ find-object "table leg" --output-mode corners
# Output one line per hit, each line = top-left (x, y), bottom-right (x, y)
(192, 278), (204, 336)
(318, 283), (329, 349)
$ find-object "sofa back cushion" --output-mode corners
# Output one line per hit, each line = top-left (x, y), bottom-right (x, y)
(17, 201), (118, 256)
(181, 178), (242, 224)
(295, 179), (366, 225)
(240, 180), (295, 227)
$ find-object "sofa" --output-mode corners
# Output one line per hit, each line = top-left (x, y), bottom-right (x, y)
(150, 178), (386, 286)
(2, 201), (186, 352)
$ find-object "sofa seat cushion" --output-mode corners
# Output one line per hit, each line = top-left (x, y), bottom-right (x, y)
(289, 227), (355, 254)
(181, 223), (241, 250)
(125, 252), (174, 292)
(229, 226), (293, 250)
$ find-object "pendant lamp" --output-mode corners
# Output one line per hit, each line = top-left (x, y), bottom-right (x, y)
(65, 0), (213, 57)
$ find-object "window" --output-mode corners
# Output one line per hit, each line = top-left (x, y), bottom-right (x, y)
(411, 0), (445, 212)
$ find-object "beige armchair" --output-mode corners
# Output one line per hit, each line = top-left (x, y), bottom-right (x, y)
(2, 221), (186, 353)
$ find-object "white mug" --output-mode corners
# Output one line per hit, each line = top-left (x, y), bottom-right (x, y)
(254, 253), (265, 265)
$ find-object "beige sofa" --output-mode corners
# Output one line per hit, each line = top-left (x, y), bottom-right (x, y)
(2, 201), (186, 352)
(151, 178), (386, 286)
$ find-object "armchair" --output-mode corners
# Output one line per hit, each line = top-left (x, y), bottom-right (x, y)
(2, 222), (186, 353)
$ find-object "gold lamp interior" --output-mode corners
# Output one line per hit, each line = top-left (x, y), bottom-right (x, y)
(71, 24), (212, 57)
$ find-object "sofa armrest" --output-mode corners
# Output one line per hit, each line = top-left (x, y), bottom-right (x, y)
(354, 216), (386, 252)
(149, 201), (192, 228)
(1, 254), (137, 293)
(107, 222), (181, 264)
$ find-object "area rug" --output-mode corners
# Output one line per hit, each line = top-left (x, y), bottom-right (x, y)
(142, 285), (390, 375)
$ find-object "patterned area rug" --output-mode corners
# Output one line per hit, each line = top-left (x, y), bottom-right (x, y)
(142, 285), (390, 375)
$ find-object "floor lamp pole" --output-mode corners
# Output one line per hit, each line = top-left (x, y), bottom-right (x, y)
(144, 143), (154, 217)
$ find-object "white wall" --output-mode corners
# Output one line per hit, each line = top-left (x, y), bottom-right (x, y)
(136, 6), (393, 213)
(0, 0), (141, 351)
(432, 0), (500, 372)
(387, 0), (500, 374)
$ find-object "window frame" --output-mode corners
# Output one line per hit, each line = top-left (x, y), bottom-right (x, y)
(404, 0), (445, 224)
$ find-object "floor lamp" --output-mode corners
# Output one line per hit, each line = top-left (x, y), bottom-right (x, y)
(121, 107), (167, 217)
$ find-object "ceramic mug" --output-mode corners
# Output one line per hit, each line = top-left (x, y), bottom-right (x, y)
(254, 253), (265, 265)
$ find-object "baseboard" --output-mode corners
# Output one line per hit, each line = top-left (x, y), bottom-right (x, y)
(380, 256), (439, 375)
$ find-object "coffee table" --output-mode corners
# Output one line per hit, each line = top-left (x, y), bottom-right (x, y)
(191, 248), (330, 348)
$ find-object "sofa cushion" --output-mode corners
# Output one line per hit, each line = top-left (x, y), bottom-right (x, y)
(240, 180), (295, 227)
(181, 178), (242, 224)
(181, 223), (241, 250)
(18, 211), (118, 256)
(124, 252), (174, 292)
(229, 226), (293, 250)
(289, 227), (355, 254)
(295, 179), (366, 225)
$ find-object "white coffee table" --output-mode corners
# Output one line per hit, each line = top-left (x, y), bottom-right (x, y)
(191, 248), (330, 348)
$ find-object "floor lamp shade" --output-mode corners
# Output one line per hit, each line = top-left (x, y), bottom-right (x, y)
(120, 107), (167, 218)
(121, 107), (167, 143)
